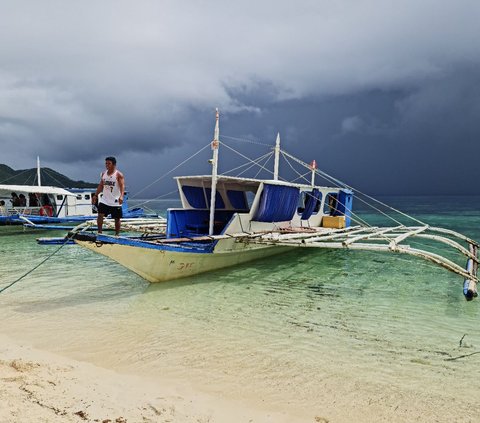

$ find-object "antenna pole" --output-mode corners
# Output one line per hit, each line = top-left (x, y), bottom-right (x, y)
(273, 133), (280, 180)
(37, 156), (41, 186)
(208, 108), (220, 236)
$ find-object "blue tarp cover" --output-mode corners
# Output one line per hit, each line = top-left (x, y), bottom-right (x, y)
(254, 184), (300, 222)
(301, 188), (321, 220)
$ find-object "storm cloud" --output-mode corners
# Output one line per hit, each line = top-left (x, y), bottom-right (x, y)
(1, 0), (479, 195)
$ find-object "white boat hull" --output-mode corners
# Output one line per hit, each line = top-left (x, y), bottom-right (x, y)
(75, 239), (293, 282)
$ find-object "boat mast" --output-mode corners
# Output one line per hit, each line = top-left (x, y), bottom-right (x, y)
(37, 156), (41, 186)
(208, 108), (220, 235)
(310, 160), (316, 187)
(273, 133), (280, 180)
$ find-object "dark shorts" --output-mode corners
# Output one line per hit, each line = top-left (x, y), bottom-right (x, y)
(98, 202), (123, 219)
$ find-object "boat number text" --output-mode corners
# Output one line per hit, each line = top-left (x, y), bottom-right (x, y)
(169, 260), (194, 271)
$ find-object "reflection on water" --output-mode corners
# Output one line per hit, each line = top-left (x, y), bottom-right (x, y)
(1, 197), (480, 414)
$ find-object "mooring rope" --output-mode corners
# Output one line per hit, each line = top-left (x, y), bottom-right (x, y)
(0, 232), (76, 294)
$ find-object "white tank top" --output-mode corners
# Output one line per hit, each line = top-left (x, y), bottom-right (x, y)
(100, 170), (121, 206)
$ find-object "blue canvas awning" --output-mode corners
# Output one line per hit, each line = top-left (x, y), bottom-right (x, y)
(254, 184), (300, 222)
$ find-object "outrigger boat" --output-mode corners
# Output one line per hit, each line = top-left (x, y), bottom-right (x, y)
(72, 110), (479, 301)
(0, 185), (148, 226)
(0, 158), (151, 226)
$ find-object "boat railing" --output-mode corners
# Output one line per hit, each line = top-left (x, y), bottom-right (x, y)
(6, 206), (51, 216)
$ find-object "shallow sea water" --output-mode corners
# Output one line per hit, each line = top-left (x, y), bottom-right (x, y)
(1, 196), (480, 419)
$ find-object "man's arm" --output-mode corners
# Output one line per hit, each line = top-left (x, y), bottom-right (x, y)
(117, 172), (125, 205)
(92, 176), (104, 204)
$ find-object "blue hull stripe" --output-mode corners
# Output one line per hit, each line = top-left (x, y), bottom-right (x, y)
(96, 234), (215, 254)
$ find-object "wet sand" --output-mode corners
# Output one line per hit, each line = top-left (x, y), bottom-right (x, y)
(2, 331), (479, 423)
(0, 334), (306, 423)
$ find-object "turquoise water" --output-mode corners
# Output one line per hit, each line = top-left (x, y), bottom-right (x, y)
(1, 196), (480, 419)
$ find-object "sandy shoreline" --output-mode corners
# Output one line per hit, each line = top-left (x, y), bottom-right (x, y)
(0, 334), (305, 423)
(2, 331), (479, 423)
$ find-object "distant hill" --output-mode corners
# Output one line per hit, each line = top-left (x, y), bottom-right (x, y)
(0, 164), (97, 188)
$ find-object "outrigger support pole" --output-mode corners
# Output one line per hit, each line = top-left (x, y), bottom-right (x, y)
(208, 108), (220, 236)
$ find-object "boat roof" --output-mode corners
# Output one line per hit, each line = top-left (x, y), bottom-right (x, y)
(174, 175), (343, 191)
(68, 187), (97, 193)
(0, 184), (75, 196)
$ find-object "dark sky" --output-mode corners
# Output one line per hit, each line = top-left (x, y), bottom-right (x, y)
(1, 1), (480, 196)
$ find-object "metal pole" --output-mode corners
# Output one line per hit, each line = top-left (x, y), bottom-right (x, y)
(37, 156), (42, 186)
(208, 108), (220, 235)
(273, 133), (280, 180)
(310, 160), (316, 187)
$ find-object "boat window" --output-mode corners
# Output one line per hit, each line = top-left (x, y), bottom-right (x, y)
(324, 193), (338, 215)
(84, 194), (90, 200)
(76, 195), (82, 200)
(253, 184), (300, 222)
(57, 195), (63, 200)
(205, 188), (225, 209)
(297, 192), (306, 213)
(182, 186), (207, 208)
(245, 191), (256, 209)
(226, 190), (248, 210)
(29, 194), (39, 207)
(314, 195), (321, 213)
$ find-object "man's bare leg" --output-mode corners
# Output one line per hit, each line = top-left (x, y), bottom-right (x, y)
(97, 213), (104, 234)
(115, 218), (121, 236)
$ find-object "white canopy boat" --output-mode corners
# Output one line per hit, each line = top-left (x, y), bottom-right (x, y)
(0, 159), (152, 226)
(0, 184), (95, 223)
(72, 110), (480, 301)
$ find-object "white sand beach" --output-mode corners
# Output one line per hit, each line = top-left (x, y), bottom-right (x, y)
(2, 331), (479, 423)
(0, 333), (302, 423)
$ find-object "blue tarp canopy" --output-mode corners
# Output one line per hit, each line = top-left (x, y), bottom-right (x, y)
(301, 188), (321, 220)
(254, 184), (300, 222)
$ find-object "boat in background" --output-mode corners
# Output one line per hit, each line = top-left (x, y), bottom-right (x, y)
(0, 184), (152, 225)
(0, 158), (152, 226)
(72, 110), (480, 301)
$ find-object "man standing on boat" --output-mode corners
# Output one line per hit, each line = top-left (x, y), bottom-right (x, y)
(92, 156), (125, 236)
